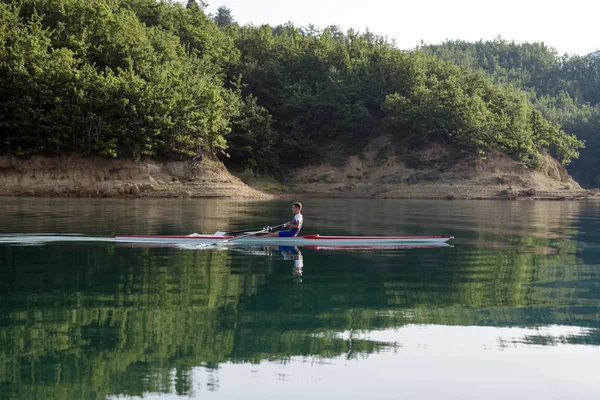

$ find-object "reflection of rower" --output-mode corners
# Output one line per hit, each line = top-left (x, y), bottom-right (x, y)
(279, 245), (304, 282)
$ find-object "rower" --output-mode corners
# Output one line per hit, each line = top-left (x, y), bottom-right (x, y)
(268, 202), (303, 237)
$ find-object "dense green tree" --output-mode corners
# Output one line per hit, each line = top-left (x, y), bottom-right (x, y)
(226, 94), (277, 173)
(0, 0), (239, 159)
(380, 54), (582, 166)
(213, 5), (234, 28)
(537, 95), (600, 187)
(230, 27), (581, 167)
(422, 38), (600, 186)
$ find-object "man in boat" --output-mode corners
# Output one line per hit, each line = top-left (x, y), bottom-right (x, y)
(268, 202), (303, 237)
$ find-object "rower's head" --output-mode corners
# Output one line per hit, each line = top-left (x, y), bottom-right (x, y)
(292, 202), (302, 214)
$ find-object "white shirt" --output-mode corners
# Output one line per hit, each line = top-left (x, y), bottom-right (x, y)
(293, 213), (303, 231)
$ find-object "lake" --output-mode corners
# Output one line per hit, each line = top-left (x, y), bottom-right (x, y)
(1, 197), (599, 399)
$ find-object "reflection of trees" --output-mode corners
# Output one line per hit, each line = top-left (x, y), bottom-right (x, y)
(0, 197), (269, 237)
(0, 244), (395, 398)
(1, 197), (600, 398)
(307, 199), (587, 252)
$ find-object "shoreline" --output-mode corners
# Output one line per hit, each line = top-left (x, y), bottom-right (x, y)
(1, 184), (597, 201)
(285, 182), (598, 201)
(0, 155), (271, 200)
(0, 155), (598, 201)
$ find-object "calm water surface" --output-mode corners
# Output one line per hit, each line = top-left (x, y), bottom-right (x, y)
(1, 198), (599, 399)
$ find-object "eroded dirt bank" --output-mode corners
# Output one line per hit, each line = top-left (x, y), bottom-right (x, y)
(0, 155), (271, 198)
(288, 136), (599, 200)
(1, 139), (598, 200)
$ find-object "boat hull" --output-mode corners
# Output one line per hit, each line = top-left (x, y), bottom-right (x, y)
(114, 234), (453, 246)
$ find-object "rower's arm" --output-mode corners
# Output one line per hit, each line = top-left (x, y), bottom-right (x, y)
(285, 219), (300, 229)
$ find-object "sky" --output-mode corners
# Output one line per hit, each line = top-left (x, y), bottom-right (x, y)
(205, 0), (599, 55)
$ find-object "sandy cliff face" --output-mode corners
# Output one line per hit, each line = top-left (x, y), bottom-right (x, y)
(288, 135), (595, 200)
(0, 155), (271, 198)
(0, 139), (596, 200)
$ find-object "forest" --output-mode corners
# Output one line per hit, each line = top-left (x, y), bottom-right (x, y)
(0, 0), (597, 186)
(422, 40), (600, 187)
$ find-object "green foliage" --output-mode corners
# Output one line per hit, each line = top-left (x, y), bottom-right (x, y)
(422, 38), (599, 186)
(0, 3), (590, 178)
(229, 27), (582, 169)
(213, 5), (234, 28)
(421, 38), (560, 94)
(227, 94), (277, 173)
(538, 96), (600, 186)
(0, 0), (240, 160)
(381, 61), (584, 168)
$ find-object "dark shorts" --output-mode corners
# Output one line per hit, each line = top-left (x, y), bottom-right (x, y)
(278, 229), (298, 237)
(278, 246), (299, 254)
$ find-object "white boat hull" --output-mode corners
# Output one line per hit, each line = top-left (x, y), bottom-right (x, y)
(114, 234), (453, 246)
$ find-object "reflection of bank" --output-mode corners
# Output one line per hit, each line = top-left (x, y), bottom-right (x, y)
(279, 246), (304, 281)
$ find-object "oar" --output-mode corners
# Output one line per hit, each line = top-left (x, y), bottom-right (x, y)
(203, 223), (287, 248)
(212, 224), (285, 236)
(224, 229), (269, 242)
(227, 223), (287, 242)
(199, 229), (266, 248)
(223, 222), (287, 236)
(225, 226), (271, 235)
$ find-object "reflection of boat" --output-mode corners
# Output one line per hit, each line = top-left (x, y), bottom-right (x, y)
(304, 244), (453, 251)
(114, 243), (452, 253)
(114, 234), (454, 247)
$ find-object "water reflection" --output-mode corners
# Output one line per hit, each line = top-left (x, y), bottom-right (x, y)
(121, 325), (600, 400)
(0, 198), (599, 399)
(276, 246), (303, 282)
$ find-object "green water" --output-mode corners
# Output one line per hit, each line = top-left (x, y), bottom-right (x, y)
(1, 198), (599, 400)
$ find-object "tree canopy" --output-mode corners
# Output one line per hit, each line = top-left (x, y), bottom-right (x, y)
(0, 1), (591, 180)
(228, 25), (582, 168)
(0, 0), (251, 161)
(422, 38), (600, 187)
(213, 5), (234, 28)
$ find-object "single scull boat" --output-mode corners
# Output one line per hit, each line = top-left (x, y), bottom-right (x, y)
(114, 234), (453, 246)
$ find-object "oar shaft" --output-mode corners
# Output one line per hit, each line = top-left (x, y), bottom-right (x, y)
(224, 223), (286, 244)
(227, 223), (286, 235)
(227, 226), (266, 235)
(201, 223), (291, 248)
(229, 229), (268, 241)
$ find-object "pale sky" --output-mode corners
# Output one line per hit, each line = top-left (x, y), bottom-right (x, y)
(206, 0), (599, 55)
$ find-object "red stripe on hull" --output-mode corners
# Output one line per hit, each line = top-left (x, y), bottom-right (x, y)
(301, 234), (451, 240)
(304, 244), (450, 250)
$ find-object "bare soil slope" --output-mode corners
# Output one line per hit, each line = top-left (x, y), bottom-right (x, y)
(289, 136), (596, 200)
(0, 155), (271, 198)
